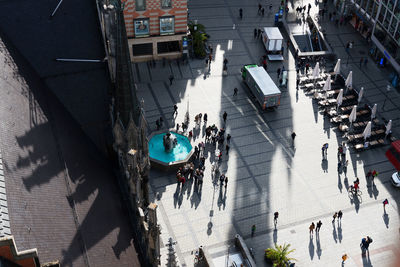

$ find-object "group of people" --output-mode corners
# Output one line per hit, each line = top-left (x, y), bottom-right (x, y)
(176, 162), (204, 190)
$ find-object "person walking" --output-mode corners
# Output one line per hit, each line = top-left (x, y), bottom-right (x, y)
(274, 211), (279, 227)
(305, 63), (310, 75)
(156, 119), (160, 130)
(342, 254), (348, 264)
(239, 8), (243, 19)
(257, 28), (262, 39)
(226, 134), (231, 144)
(253, 28), (257, 38)
(277, 67), (281, 79)
(226, 144), (230, 154)
(261, 7), (265, 16)
(251, 224), (256, 237)
(364, 57), (368, 67)
(223, 111), (228, 123)
(307, 3), (311, 15)
(219, 174), (225, 186)
(291, 132), (296, 144)
(258, 3), (262, 15)
(323, 143), (329, 156)
(316, 220), (322, 232)
(383, 198), (389, 209)
(309, 222), (315, 236)
(360, 57), (363, 68)
(169, 74), (174, 85)
(338, 210), (343, 221)
(224, 176), (228, 188)
(233, 87), (238, 96)
(173, 104), (178, 116)
(203, 113), (208, 124)
(332, 212), (338, 223)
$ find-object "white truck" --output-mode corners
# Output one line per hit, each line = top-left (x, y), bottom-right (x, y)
(261, 27), (284, 61)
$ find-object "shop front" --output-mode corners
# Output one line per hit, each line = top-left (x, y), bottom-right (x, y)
(349, 10), (373, 39)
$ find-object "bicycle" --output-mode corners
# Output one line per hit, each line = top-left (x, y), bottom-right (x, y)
(348, 185), (362, 198)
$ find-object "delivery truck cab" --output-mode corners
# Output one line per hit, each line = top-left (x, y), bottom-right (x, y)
(241, 64), (281, 109)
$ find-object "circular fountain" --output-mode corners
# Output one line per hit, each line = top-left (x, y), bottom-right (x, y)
(148, 131), (193, 171)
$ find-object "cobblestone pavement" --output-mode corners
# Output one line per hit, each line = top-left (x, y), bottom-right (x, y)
(137, 0), (400, 266)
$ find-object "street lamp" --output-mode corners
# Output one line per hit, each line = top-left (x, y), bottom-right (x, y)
(382, 85), (391, 111)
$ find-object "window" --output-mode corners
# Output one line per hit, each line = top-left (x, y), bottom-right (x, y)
(134, 19), (150, 37)
(161, 0), (172, 8)
(132, 43), (153, 56)
(378, 8), (386, 23)
(160, 17), (174, 34)
(136, 0), (146, 11)
(157, 41), (180, 53)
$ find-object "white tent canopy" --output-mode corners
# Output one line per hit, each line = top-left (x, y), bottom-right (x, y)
(371, 104), (377, 119)
(363, 121), (372, 140)
(334, 59), (341, 75)
(345, 71), (353, 88)
(312, 62), (320, 79)
(337, 89), (343, 107)
(358, 87), (364, 103)
(349, 105), (357, 124)
(386, 120), (392, 135)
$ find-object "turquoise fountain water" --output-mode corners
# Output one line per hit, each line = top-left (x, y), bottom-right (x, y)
(149, 132), (192, 163)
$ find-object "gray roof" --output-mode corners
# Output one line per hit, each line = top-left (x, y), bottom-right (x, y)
(0, 2), (140, 267)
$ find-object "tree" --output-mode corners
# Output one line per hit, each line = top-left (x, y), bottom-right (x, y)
(265, 243), (296, 267)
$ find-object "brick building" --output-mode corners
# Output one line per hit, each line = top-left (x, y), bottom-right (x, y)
(123, 0), (188, 61)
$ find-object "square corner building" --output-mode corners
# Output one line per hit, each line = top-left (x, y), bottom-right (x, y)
(123, 0), (188, 62)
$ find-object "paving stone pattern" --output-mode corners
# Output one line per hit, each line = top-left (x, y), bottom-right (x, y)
(137, 0), (400, 266)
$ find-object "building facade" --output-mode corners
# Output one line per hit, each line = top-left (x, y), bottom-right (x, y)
(123, 0), (188, 61)
(346, 0), (400, 86)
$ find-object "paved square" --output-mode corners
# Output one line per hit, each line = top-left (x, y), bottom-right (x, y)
(136, 0), (400, 266)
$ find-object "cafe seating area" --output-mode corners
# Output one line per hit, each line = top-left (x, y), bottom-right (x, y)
(298, 61), (396, 152)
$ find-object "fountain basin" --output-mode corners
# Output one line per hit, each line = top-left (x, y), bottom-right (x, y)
(148, 131), (193, 171)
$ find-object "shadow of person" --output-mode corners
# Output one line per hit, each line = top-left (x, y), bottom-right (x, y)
(321, 159), (328, 173)
(383, 210), (389, 228)
(362, 249), (372, 267)
(354, 195), (361, 213)
(338, 224), (343, 243)
(222, 188), (227, 210)
(372, 183), (379, 199)
(309, 236), (315, 260)
(173, 184), (180, 208)
(332, 224), (338, 243)
(273, 229), (278, 244)
(316, 237), (322, 259)
(341, 178), (348, 192)
(338, 174), (343, 193)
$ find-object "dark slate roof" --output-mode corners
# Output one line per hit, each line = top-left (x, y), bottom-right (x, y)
(0, 10), (140, 267)
(0, 0), (111, 152)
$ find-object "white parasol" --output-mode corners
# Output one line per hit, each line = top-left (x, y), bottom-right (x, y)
(358, 87), (364, 103)
(371, 104), (377, 119)
(385, 120), (392, 135)
(333, 59), (341, 75)
(349, 105), (357, 124)
(312, 62), (320, 80)
(345, 71), (353, 88)
(362, 121), (372, 141)
(337, 89), (343, 107)
(323, 74), (331, 92)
